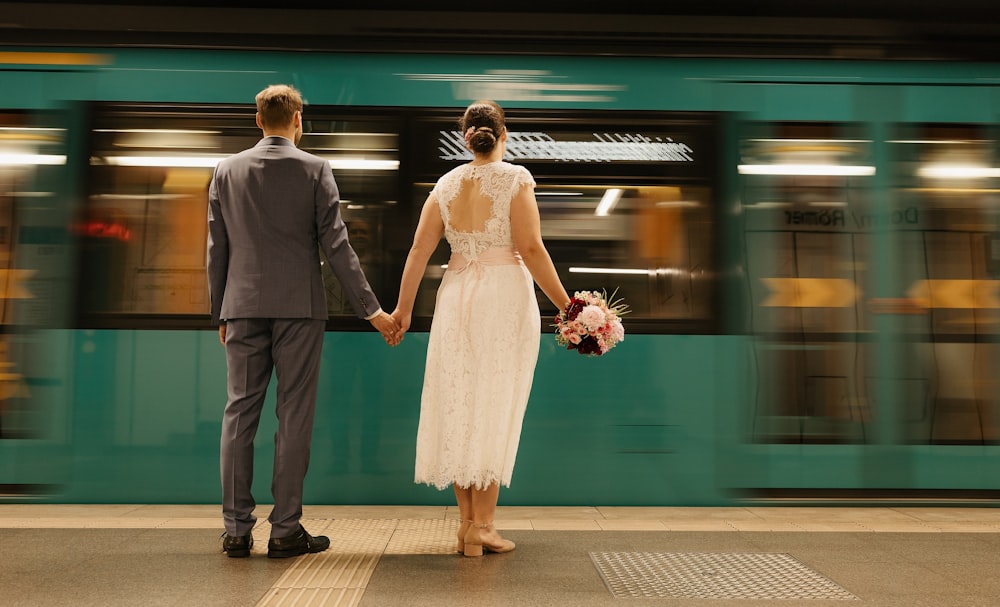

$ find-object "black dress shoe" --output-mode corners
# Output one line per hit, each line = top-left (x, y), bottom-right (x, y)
(267, 525), (330, 558)
(221, 532), (253, 558)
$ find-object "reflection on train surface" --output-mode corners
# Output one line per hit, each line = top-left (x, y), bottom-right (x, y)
(1, 49), (999, 505)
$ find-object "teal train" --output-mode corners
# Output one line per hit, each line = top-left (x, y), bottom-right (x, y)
(1, 48), (998, 505)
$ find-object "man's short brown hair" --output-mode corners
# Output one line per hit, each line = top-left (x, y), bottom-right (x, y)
(255, 85), (303, 129)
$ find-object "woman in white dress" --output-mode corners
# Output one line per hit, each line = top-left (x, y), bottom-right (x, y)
(391, 101), (569, 557)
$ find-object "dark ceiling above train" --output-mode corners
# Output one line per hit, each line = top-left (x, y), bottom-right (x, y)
(2, 0), (1000, 61)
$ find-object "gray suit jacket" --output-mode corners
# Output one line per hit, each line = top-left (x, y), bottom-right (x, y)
(207, 136), (380, 324)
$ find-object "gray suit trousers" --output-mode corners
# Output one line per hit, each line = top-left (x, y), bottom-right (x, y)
(220, 317), (326, 538)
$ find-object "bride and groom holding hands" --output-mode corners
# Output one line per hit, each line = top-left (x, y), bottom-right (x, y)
(208, 85), (570, 559)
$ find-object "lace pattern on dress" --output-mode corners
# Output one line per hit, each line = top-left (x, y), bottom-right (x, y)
(432, 161), (535, 259)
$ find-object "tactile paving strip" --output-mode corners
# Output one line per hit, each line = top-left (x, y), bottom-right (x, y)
(590, 551), (858, 601)
(254, 519), (465, 606)
(257, 519), (395, 607)
(385, 518), (462, 555)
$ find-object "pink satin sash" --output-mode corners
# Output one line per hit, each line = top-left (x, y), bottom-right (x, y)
(447, 247), (522, 273)
(447, 247), (524, 331)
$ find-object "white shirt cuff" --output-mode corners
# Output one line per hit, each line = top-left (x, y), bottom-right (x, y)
(364, 308), (383, 320)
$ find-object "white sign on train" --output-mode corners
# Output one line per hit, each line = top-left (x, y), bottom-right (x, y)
(437, 130), (695, 163)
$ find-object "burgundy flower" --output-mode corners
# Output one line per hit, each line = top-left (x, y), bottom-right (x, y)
(564, 298), (585, 321)
(575, 335), (603, 356)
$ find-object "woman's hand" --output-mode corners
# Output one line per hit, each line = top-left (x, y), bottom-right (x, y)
(390, 308), (411, 342)
(370, 311), (402, 346)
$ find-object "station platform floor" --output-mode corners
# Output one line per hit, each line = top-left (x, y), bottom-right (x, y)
(2, 503), (999, 606)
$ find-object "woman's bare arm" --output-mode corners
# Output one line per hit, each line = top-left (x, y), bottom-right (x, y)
(510, 184), (570, 310)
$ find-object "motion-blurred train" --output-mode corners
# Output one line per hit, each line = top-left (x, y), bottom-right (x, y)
(1, 47), (999, 505)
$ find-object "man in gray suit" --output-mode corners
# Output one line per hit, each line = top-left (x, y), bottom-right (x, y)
(208, 84), (399, 558)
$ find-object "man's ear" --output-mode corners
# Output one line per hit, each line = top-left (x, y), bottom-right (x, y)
(255, 112), (264, 130)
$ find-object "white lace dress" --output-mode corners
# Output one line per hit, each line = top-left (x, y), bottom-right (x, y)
(414, 161), (541, 490)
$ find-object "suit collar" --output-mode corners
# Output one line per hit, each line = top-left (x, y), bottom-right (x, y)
(257, 135), (296, 147)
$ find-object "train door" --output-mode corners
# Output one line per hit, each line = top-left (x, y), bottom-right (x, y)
(734, 119), (1000, 500)
(0, 109), (76, 498)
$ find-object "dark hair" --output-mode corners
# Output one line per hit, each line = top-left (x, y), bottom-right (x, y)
(256, 84), (303, 129)
(459, 100), (505, 155)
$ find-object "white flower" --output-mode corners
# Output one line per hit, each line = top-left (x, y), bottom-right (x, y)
(577, 305), (606, 332)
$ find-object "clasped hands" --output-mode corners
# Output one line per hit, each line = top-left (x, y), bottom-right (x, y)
(369, 309), (410, 347)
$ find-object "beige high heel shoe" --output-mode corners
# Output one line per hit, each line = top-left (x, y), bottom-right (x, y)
(463, 522), (515, 557)
(456, 520), (472, 554)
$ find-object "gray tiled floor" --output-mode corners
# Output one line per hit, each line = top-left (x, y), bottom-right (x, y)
(0, 529), (295, 607)
(3, 506), (1000, 606)
(359, 531), (1000, 607)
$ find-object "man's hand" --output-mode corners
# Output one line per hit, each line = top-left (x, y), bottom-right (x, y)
(369, 310), (402, 346)
(218, 323), (227, 345)
(390, 309), (411, 341)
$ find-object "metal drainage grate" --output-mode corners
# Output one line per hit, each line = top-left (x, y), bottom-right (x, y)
(590, 552), (858, 601)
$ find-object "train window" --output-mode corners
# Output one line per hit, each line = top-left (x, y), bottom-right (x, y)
(740, 122), (875, 444)
(406, 110), (720, 332)
(0, 113), (69, 326)
(79, 106), (720, 333)
(81, 105), (401, 327)
(304, 118), (401, 320)
(888, 123), (1000, 444)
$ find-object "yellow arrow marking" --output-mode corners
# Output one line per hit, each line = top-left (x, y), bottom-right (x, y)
(761, 278), (858, 307)
(906, 279), (1000, 309)
(0, 270), (36, 299)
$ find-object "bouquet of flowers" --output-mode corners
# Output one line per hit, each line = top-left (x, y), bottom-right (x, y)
(554, 289), (629, 356)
